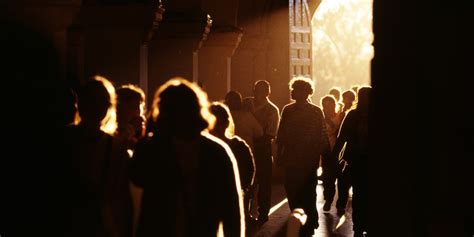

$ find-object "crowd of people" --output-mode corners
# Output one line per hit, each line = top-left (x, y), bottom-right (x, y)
(29, 72), (368, 237)
(2, 27), (370, 236)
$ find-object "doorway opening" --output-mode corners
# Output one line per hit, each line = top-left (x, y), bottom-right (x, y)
(311, 0), (373, 102)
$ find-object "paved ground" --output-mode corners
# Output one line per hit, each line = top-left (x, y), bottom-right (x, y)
(249, 179), (355, 237)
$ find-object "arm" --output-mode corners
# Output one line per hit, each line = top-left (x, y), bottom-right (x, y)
(332, 112), (355, 160)
(251, 115), (264, 139)
(319, 110), (331, 159)
(221, 147), (245, 237)
(319, 109), (337, 178)
(266, 105), (281, 139)
(240, 140), (256, 190)
(275, 107), (288, 166)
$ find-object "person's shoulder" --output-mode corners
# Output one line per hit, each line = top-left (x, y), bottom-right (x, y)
(230, 135), (250, 148)
(201, 133), (237, 166)
(346, 109), (357, 117)
(343, 109), (358, 122)
(305, 102), (323, 113)
(282, 102), (297, 111)
(267, 100), (280, 113)
(308, 102), (321, 110)
(201, 132), (232, 153)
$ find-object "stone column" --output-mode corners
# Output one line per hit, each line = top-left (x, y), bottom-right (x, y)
(197, 26), (243, 101)
(231, 35), (269, 99)
(71, 3), (154, 86)
(230, 0), (290, 109)
(146, 11), (211, 102)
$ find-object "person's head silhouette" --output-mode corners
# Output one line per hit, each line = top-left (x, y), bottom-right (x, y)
(224, 90), (243, 111)
(329, 86), (342, 102)
(254, 80), (271, 101)
(150, 77), (214, 139)
(342, 89), (356, 112)
(210, 102), (235, 140)
(117, 85), (145, 120)
(289, 76), (314, 103)
(355, 86), (371, 113)
(321, 94), (338, 116)
(76, 75), (116, 134)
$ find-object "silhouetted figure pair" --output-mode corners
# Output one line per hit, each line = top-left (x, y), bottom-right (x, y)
(331, 86), (371, 237)
(63, 76), (134, 237)
(129, 78), (244, 237)
(276, 77), (330, 237)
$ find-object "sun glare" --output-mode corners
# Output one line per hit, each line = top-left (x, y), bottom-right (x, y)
(312, 0), (373, 101)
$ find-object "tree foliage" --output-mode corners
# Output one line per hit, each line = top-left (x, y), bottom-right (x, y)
(311, 0), (373, 100)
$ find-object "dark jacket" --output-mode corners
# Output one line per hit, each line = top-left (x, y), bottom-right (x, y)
(333, 109), (369, 165)
(130, 133), (243, 237)
(228, 136), (255, 191)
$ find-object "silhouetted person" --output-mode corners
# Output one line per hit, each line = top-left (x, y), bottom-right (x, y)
(240, 95), (263, 221)
(1, 21), (78, 237)
(209, 102), (256, 232)
(116, 84), (147, 232)
(320, 95), (344, 212)
(116, 84), (146, 151)
(342, 89), (357, 113)
(64, 75), (119, 237)
(225, 90), (263, 152)
(251, 80), (280, 225)
(114, 84), (148, 237)
(129, 78), (244, 237)
(321, 95), (344, 149)
(331, 86), (371, 237)
(334, 89), (357, 216)
(276, 77), (330, 237)
(329, 86), (344, 113)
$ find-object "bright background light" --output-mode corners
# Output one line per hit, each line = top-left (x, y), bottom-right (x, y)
(311, 0), (373, 102)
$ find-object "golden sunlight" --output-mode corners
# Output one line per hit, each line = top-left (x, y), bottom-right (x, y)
(312, 0), (373, 100)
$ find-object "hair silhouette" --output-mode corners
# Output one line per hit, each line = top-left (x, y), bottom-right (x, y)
(225, 90), (243, 111)
(149, 77), (214, 138)
(355, 86), (371, 114)
(210, 102), (235, 139)
(329, 86), (342, 102)
(342, 89), (357, 112)
(116, 84), (146, 138)
(321, 95), (340, 117)
(76, 75), (117, 135)
(253, 80), (271, 98)
(289, 76), (314, 98)
(117, 84), (145, 117)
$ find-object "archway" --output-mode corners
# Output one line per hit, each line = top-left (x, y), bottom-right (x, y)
(289, 0), (373, 103)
